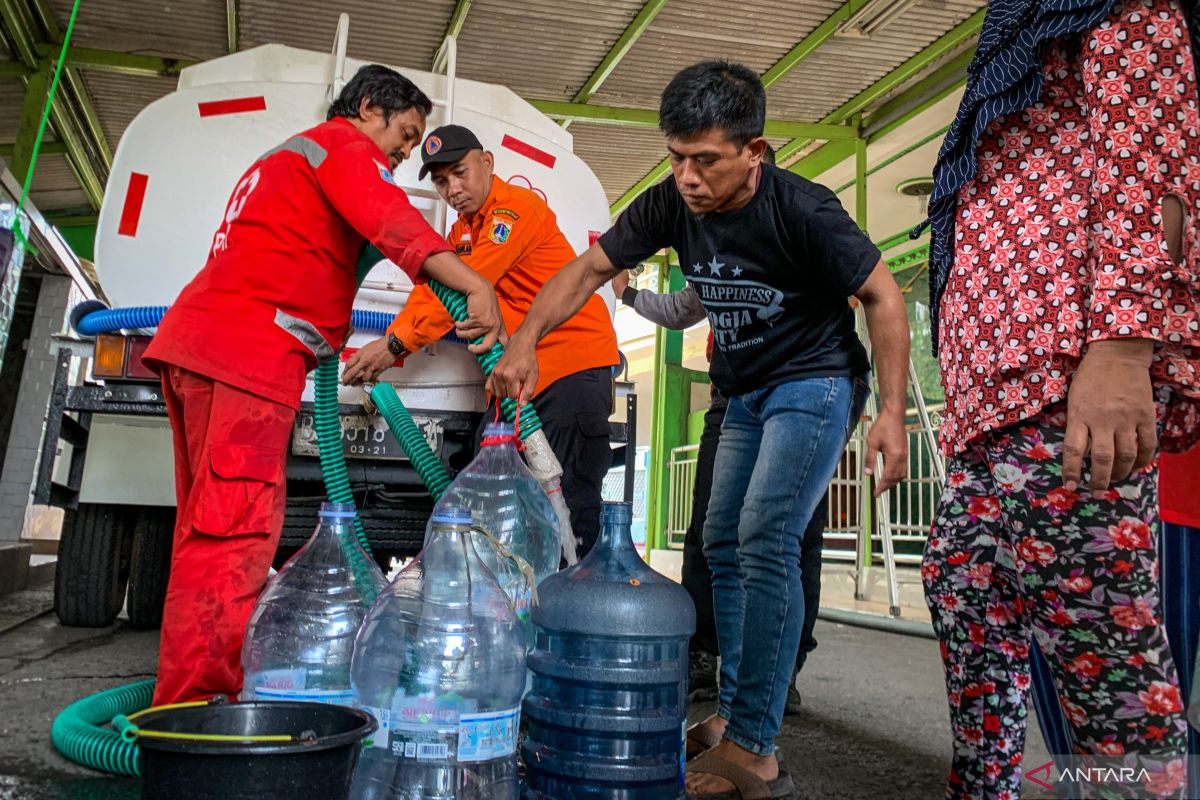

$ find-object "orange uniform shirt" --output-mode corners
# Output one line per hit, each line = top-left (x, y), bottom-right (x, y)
(389, 175), (618, 396)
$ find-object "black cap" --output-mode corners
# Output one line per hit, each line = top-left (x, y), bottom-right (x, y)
(419, 124), (483, 179)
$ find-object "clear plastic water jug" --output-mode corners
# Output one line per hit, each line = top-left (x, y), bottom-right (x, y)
(433, 421), (559, 624)
(522, 502), (696, 799)
(350, 507), (527, 800)
(241, 502), (386, 705)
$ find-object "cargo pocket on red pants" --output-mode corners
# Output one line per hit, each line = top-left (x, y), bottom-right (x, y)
(192, 441), (284, 537)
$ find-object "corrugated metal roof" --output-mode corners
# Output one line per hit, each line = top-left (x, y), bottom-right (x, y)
(1, 1), (984, 212)
(80, 72), (177, 152)
(765, 0), (985, 121)
(569, 123), (670, 204)
(590, 0), (846, 108)
(0, 79), (26, 141)
(240, 0), (456, 72)
(454, 0), (648, 101)
(28, 152), (89, 209)
(47, 0), (227, 61)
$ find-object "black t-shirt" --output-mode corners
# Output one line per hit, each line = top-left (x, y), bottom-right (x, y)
(598, 164), (879, 396)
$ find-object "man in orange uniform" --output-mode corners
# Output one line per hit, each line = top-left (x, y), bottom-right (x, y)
(345, 124), (618, 556)
(143, 67), (503, 705)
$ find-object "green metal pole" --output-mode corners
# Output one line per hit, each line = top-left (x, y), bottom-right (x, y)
(778, 7), (984, 168)
(853, 128), (875, 573)
(12, 62), (50, 183)
(571, 0), (668, 105)
(645, 257), (687, 553)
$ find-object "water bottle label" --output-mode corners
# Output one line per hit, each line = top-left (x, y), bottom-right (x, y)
(254, 686), (357, 705)
(360, 705), (391, 750)
(679, 721), (687, 790)
(373, 694), (479, 763)
(457, 706), (520, 762)
(251, 667), (307, 693)
(514, 589), (532, 622)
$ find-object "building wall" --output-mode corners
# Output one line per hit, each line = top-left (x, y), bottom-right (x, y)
(0, 273), (71, 543)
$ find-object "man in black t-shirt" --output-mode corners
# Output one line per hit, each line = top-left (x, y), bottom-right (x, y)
(490, 61), (910, 798)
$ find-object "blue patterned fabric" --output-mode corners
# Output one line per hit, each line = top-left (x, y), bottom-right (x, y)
(922, 0), (1200, 354)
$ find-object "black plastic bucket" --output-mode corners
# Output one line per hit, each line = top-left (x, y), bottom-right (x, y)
(134, 701), (376, 800)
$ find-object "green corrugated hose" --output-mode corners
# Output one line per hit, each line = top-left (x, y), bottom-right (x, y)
(50, 679), (153, 777)
(51, 243), (552, 778)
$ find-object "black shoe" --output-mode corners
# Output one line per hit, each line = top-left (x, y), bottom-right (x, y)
(785, 670), (802, 716)
(688, 650), (718, 702)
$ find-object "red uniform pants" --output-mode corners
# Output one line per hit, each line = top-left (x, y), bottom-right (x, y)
(153, 366), (294, 705)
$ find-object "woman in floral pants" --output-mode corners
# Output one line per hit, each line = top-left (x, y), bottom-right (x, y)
(922, 0), (1199, 796)
(924, 407), (1188, 797)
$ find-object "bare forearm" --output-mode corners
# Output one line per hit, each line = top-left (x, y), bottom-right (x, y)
(856, 262), (910, 416)
(863, 294), (909, 415)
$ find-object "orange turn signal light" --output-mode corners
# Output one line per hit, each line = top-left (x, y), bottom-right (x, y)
(93, 334), (127, 378)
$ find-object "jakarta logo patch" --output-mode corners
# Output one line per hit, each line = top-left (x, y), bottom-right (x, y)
(488, 218), (512, 245)
(425, 135), (442, 155)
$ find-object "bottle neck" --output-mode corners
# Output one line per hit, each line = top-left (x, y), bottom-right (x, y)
(595, 515), (635, 554)
(424, 524), (478, 571)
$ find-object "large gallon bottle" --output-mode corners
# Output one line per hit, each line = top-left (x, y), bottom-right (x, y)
(522, 501), (696, 799)
(241, 502), (386, 705)
(434, 421), (559, 624)
(350, 507), (527, 800)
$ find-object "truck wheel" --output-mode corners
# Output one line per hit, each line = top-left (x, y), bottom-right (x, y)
(54, 504), (134, 628)
(126, 507), (175, 630)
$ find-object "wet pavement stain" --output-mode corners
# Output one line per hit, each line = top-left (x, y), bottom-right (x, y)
(0, 775), (137, 800)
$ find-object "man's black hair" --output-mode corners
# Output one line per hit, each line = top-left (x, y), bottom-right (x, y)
(764, 143), (776, 166)
(327, 64), (433, 123)
(659, 61), (765, 148)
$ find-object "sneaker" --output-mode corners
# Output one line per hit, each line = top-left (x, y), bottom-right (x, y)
(785, 670), (802, 716)
(688, 650), (719, 702)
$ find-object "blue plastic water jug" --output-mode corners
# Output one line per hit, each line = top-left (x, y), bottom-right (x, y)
(522, 501), (696, 799)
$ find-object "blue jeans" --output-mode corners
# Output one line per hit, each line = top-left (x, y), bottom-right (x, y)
(702, 375), (868, 755)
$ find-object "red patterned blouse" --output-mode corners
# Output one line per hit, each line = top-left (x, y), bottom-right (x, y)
(939, 0), (1200, 457)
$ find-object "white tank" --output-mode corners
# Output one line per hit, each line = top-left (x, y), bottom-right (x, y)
(93, 37), (614, 411)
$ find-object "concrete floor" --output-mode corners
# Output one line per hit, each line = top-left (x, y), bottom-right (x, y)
(0, 591), (1056, 799)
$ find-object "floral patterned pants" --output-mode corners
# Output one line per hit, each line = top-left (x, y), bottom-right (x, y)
(922, 406), (1189, 799)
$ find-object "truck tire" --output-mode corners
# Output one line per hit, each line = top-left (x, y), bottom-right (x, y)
(54, 504), (133, 628)
(126, 507), (175, 630)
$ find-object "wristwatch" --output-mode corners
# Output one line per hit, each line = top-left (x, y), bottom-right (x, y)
(387, 333), (406, 356)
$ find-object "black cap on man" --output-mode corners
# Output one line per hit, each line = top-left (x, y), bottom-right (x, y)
(419, 124), (484, 179)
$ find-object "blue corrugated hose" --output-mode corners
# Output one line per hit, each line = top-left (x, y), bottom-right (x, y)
(74, 305), (429, 339)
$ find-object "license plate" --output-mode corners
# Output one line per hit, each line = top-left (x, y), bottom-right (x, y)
(291, 412), (442, 461)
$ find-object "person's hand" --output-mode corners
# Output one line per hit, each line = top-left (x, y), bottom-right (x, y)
(456, 279), (505, 354)
(865, 409), (908, 496)
(1064, 339), (1156, 493)
(342, 337), (398, 386)
(486, 332), (539, 404)
(612, 269), (630, 297)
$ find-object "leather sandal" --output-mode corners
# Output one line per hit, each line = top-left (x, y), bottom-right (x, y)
(686, 750), (795, 800)
(685, 722), (723, 761)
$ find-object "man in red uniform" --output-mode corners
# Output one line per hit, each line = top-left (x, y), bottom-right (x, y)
(142, 65), (503, 705)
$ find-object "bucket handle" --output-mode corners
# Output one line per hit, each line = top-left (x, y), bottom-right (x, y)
(112, 699), (317, 745)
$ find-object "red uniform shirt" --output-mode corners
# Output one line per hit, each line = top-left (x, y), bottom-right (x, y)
(1161, 447), (1200, 528)
(144, 117), (452, 408)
